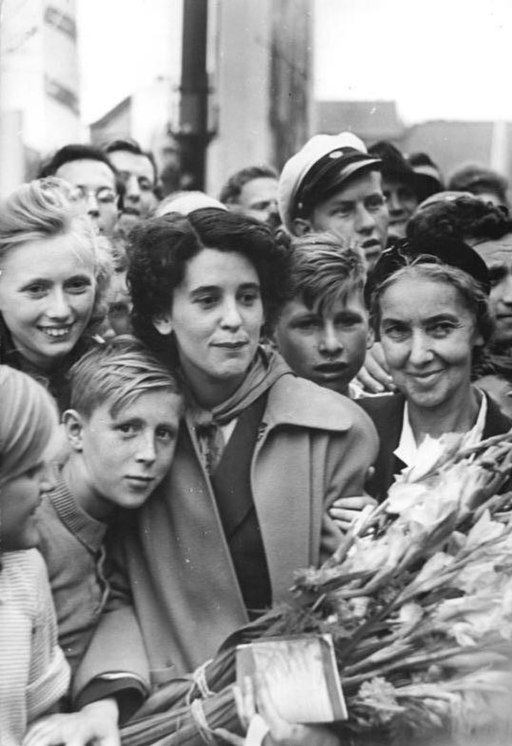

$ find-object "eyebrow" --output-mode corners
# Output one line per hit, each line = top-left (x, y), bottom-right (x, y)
(190, 281), (260, 295)
(381, 312), (459, 323)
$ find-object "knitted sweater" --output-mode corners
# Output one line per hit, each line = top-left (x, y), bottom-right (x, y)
(0, 550), (70, 745)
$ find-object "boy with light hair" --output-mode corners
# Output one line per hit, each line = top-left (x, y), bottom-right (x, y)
(36, 335), (183, 675)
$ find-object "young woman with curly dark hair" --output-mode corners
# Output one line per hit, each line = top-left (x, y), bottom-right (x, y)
(71, 208), (377, 746)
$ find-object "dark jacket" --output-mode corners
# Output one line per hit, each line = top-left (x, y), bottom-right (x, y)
(359, 391), (512, 501)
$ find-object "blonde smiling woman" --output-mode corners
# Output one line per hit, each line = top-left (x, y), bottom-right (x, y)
(0, 178), (111, 410)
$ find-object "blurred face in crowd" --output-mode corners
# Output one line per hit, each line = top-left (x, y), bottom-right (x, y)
(1, 460), (52, 550)
(0, 233), (96, 369)
(153, 248), (264, 407)
(473, 234), (512, 346)
(56, 159), (119, 236)
(294, 170), (389, 271)
(235, 177), (280, 229)
(274, 290), (370, 396)
(108, 149), (159, 218)
(382, 177), (418, 239)
(378, 275), (482, 414)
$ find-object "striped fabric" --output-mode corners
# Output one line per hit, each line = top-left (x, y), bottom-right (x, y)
(0, 549), (70, 744)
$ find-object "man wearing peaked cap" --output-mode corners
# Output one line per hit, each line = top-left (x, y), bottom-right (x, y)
(278, 132), (389, 270)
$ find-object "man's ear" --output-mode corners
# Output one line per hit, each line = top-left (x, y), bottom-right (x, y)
(366, 326), (375, 349)
(291, 217), (312, 236)
(153, 313), (173, 336)
(62, 409), (85, 452)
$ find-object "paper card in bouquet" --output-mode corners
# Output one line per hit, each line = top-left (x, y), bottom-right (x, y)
(235, 634), (347, 724)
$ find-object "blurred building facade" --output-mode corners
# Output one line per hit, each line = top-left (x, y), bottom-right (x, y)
(315, 100), (512, 188)
(90, 0), (313, 196)
(0, 0), (81, 195)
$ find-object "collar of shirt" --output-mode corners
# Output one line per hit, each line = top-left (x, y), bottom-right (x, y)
(394, 389), (487, 469)
(45, 462), (108, 554)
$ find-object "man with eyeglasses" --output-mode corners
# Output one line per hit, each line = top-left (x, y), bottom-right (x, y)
(39, 144), (121, 237)
(105, 139), (160, 219)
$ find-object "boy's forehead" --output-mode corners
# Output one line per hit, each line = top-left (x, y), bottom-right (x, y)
(320, 289), (368, 315)
(290, 288), (367, 316)
(105, 389), (183, 420)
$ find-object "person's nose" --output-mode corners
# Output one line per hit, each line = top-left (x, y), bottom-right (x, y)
(386, 190), (403, 216)
(499, 274), (512, 306)
(38, 463), (56, 493)
(408, 330), (434, 366)
(46, 288), (73, 320)
(126, 175), (141, 202)
(319, 322), (342, 355)
(220, 298), (243, 329)
(355, 204), (376, 235)
(135, 432), (157, 464)
(85, 192), (100, 217)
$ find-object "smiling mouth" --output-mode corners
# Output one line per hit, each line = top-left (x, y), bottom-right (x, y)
(408, 370), (444, 381)
(38, 324), (75, 338)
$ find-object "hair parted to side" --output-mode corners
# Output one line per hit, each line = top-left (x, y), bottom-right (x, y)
(68, 335), (183, 420)
(0, 178), (113, 334)
(219, 165), (278, 205)
(371, 259), (494, 345)
(280, 233), (367, 319)
(128, 208), (291, 360)
(0, 365), (58, 485)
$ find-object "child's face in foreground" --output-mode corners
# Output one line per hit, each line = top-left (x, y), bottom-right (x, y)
(274, 291), (370, 395)
(75, 389), (182, 516)
(1, 462), (50, 550)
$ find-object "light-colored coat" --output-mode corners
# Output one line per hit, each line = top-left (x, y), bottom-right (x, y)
(74, 375), (378, 697)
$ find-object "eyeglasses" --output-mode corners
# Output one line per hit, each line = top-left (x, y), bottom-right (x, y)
(69, 186), (118, 205)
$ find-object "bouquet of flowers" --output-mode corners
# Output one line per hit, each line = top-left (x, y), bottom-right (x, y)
(121, 430), (512, 746)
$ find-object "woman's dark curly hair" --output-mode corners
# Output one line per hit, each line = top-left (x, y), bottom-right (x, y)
(407, 194), (512, 244)
(128, 208), (291, 361)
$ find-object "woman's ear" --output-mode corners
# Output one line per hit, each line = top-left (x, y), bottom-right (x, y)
(153, 313), (173, 336)
(366, 326), (375, 349)
(62, 410), (85, 452)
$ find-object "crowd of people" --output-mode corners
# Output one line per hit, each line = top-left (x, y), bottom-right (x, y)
(1, 129), (512, 746)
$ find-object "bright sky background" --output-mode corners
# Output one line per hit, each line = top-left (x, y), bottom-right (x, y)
(78, 0), (512, 125)
(314, 0), (512, 124)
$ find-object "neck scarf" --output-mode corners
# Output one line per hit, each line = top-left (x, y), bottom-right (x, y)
(183, 347), (291, 474)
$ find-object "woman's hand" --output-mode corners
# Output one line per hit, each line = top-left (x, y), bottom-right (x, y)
(356, 342), (395, 394)
(328, 495), (377, 533)
(217, 677), (339, 746)
(23, 699), (120, 746)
